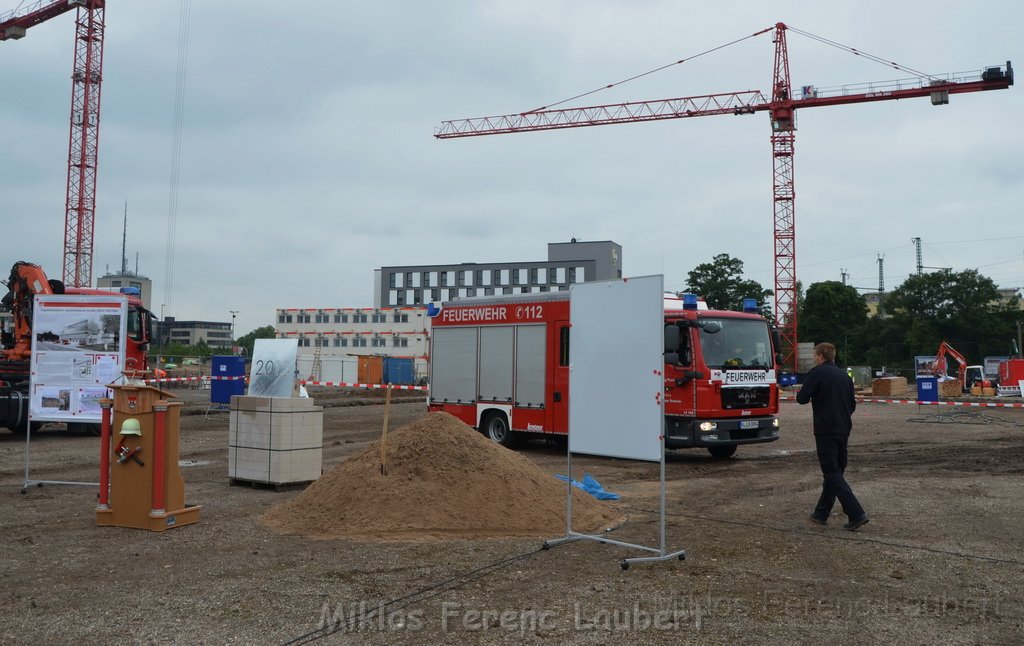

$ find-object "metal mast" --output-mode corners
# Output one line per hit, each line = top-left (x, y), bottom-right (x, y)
(768, 23), (798, 368)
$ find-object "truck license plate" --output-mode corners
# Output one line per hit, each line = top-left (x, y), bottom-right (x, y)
(739, 420), (759, 430)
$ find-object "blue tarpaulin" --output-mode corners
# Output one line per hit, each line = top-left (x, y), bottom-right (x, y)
(554, 473), (621, 500)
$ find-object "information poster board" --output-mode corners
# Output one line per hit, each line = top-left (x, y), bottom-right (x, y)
(568, 275), (664, 462)
(249, 338), (299, 397)
(28, 294), (127, 423)
(915, 355), (937, 377)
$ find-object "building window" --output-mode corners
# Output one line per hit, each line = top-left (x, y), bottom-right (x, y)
(315, 314), (330, 323)
(297, 314), (311, 324)
(354, 313), (368, 323)
(392, 312), (408, 323)
(372, 313), (387, 323)
(393, 336), (408, 347)
(458, 271), (467, 287)
(354, 337), (367, 347)
(389, 273), (397, 288)
(299, 337), (310, 347)
(372, 336), (386, 347)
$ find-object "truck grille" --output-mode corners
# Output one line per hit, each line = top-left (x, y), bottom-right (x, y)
(721, 386), (770, 409)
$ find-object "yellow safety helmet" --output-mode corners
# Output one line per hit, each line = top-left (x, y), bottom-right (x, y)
(119, 418), (142, 436)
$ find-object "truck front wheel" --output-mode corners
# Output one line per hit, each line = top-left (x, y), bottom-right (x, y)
(707, 445), (737, 459)
(483, 412), (518, 448)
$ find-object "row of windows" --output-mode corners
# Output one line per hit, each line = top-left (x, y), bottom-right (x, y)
(299, 337), (411, 348)
(388, 266), (585, 289)
(280, 312), (412, 324)
(387, 285), (569, 306)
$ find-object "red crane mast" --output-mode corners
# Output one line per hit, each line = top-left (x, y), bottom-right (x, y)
(1, 0), (106, 288)
(435, 22), (1013, 371)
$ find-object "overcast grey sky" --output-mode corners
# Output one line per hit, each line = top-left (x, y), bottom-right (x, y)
(2, 1), (1021, 336)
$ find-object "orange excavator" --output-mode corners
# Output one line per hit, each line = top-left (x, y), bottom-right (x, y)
(933, 341), (986, 393)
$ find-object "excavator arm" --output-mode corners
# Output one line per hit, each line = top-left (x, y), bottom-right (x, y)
(933, 341), (968, 386)
(1, 262), (65, 362)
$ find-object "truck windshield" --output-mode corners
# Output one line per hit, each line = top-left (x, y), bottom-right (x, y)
(699, 318), (773, 369)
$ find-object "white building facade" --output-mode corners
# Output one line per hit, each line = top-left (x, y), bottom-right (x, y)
(275, 306), (429, 383)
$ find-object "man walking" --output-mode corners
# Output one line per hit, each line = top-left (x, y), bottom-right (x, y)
(796, 342), (869, 530)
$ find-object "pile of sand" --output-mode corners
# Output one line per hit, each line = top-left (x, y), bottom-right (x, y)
(260, 412), (623, 541)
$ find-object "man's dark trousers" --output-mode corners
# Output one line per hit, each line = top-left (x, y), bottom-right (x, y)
(813, 433), (865, 521)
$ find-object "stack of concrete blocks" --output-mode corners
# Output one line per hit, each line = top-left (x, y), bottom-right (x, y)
(228, 396), (324, 485)
(871, 376), (908, 396)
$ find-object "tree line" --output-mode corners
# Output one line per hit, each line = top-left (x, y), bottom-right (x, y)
(684, 253), (1022, 372)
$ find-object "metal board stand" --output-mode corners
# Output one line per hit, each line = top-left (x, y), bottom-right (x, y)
(543, 275), (685, 568)
(22, 418), (98, 493)
(543, 425), (685, 571)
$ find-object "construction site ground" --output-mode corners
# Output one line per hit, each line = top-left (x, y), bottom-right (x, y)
(1, 387), (1022, 644)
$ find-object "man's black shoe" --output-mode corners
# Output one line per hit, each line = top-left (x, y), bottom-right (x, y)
(843, 516), (869, 531)
(808, 514), (828, 526)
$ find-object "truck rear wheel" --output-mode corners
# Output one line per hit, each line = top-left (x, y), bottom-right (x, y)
(707, 445), (737, 459)
(483, 412), (518, 448)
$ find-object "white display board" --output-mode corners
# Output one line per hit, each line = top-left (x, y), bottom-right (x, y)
(249, 338), (299, 397)
(568, 275), (664, 462)
(28, 294), (127, 423)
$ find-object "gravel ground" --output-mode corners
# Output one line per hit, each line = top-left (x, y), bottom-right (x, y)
(1, 387), (1023, 645)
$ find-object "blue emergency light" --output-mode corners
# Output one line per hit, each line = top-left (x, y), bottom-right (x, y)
(119, 287), (140, 296)
(682, 293), (699, 310)
(742, 298), (758, 313)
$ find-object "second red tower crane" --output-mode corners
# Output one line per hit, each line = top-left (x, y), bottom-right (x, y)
(435, 23), (1013, 371)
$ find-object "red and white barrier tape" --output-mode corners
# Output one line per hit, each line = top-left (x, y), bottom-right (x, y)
(140, 375), (426, 391)
(301, 381), (427, 391)
(144, 375), (244, 384)
(781, 396), (1024, 409)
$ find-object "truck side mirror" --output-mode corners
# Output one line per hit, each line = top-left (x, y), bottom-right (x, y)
(771, 327), (784, 365)
(664, 325), (680, 353)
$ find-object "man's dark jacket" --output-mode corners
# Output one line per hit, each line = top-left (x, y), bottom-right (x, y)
(796, 360), (856, 435)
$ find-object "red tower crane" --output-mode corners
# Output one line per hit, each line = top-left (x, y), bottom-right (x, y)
(1, 0), (106, 288)
(435, 23), (1013, 371)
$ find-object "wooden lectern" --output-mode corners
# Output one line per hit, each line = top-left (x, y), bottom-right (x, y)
(96, 383), (201, 531)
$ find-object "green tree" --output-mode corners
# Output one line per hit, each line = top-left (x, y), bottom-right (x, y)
(799, 281), (868, 356)
(684, 254), (772, 314)
(883, 269), (1014, 362)
(236, 325), (276, 357)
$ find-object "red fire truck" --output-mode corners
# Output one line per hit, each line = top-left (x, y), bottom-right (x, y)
(427, 291), (781, 457)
